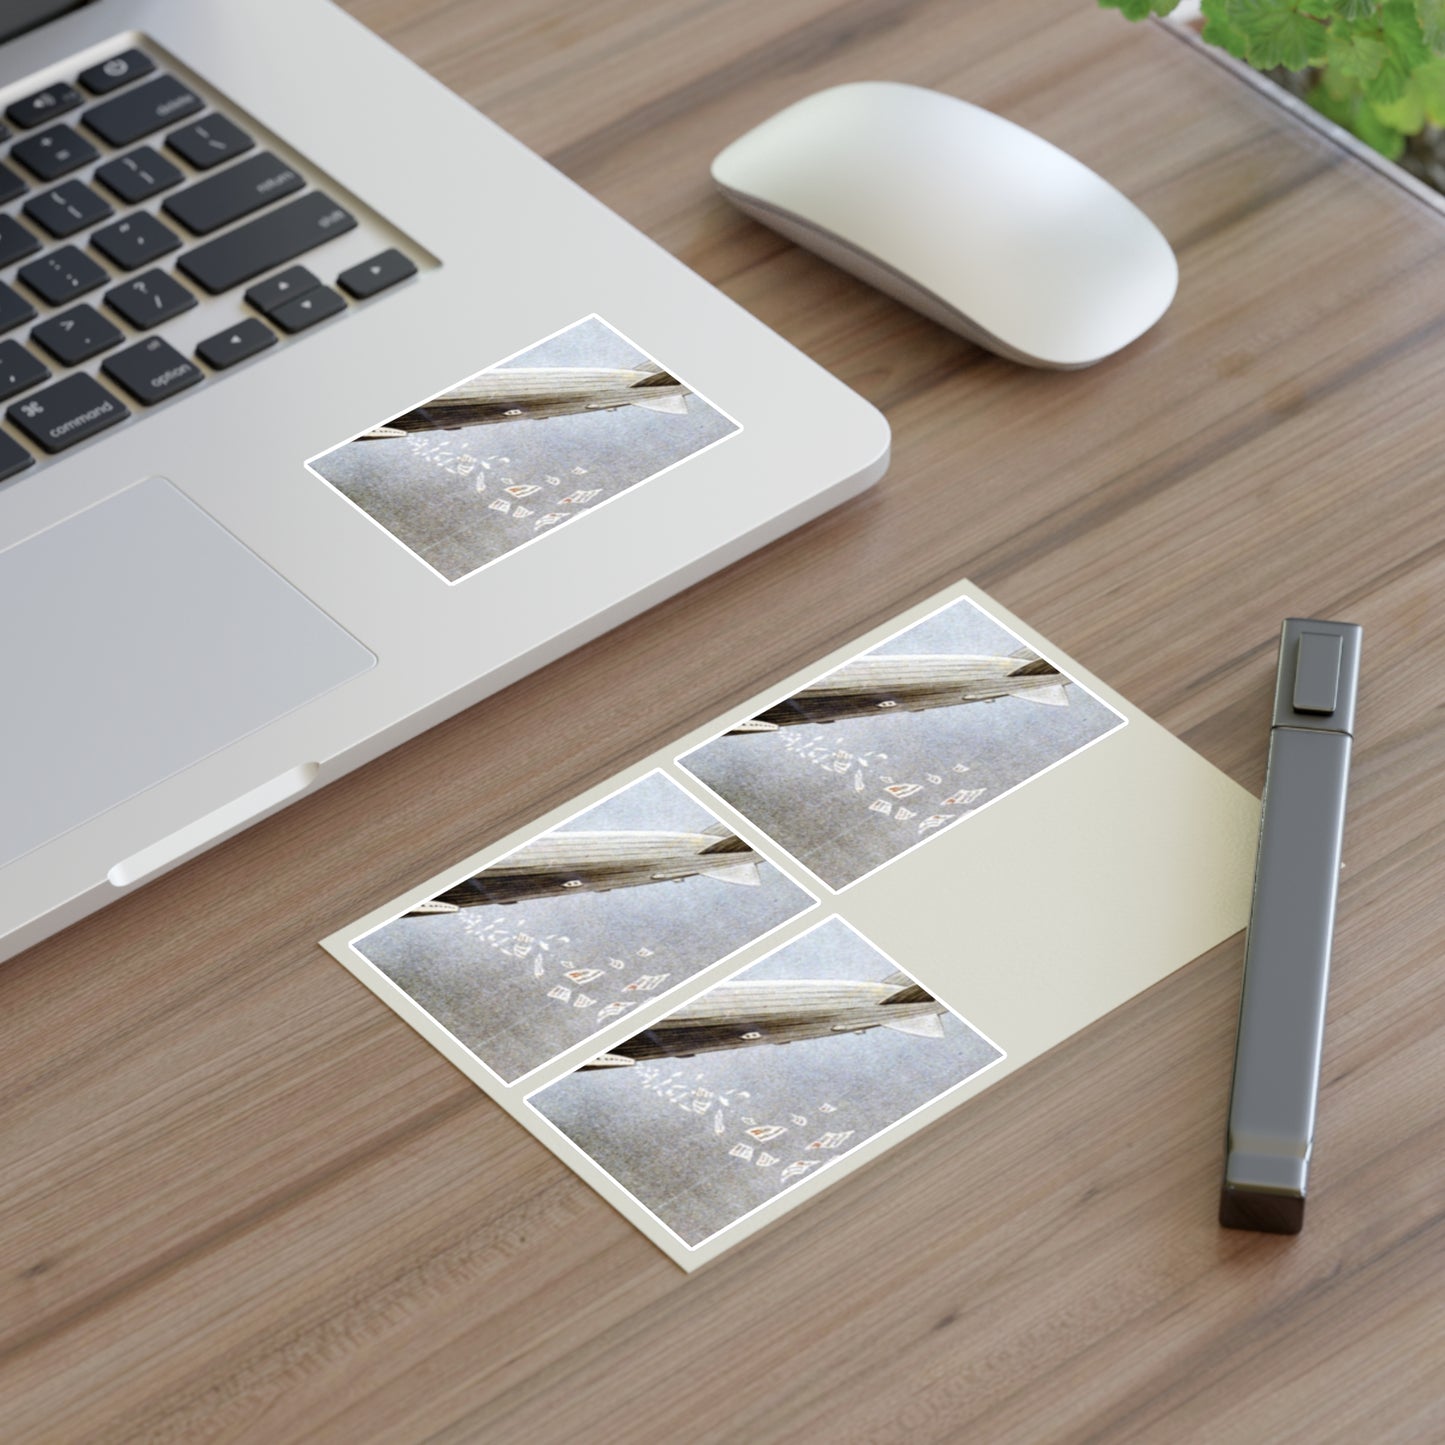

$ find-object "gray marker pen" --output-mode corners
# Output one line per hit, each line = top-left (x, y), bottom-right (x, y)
(1220, 617), (1362, 1234)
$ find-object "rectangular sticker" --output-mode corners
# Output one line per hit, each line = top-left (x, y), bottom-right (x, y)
(676, 593), (1126, 890)
(307, 313), (740, 583)
(348, 770), (814, 1085)
(526, 915), (1003, 1251)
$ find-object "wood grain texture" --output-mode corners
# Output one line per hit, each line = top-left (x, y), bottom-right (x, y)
(3, 2), (1442, 1440)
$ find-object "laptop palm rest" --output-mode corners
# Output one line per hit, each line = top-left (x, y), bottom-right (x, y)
(0, 477), (374, 872)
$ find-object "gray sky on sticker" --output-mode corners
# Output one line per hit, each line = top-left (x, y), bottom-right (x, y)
(679, 596), (1124, 889)
(309, 315), (737, 580)
(530, 917), (1001, 1247)
(352, 772), (811, 1083)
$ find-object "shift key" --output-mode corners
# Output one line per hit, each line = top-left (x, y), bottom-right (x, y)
(163, 151), (303, 236)
(178, 192), (356, 294)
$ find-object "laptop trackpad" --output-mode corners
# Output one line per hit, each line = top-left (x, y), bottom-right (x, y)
(0, 477), (375, 870)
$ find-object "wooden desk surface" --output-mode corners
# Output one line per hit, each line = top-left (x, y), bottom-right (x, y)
(3, 2), (1442, 1439)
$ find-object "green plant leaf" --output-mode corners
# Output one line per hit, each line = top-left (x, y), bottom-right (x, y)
(1308, 77), (1408, 151)
(1337, 0), (1382, 17)
(1371, 72), (1428, 124)
(1365, 48), (1414, 99)
(1224, 0), (1328, 69)
(1354, 98), (1412, 149)
(1201, 0), (1253, 55)
(1309, 76), (1359, 121)
(1325, 26), (1391, 77)
(1097, 0), (1181, 17)
(1365, 59), (1409, 100)
(1409, 53), (1445, 117)
(1415, 0), (1445, 48)
(1342, 2), (1429, 100)
(1321, 58), (1366, 95)
(1380, 0), (1432, 64)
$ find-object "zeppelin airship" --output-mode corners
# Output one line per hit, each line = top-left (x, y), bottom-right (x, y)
(406, 824), (761, 913)
(727, 648), (1069, 732)
(581, 974), (946, 1067)
(363, 365), (690, 436)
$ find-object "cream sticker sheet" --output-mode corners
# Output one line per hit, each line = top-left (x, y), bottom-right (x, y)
(323, 580), (1259, 1270)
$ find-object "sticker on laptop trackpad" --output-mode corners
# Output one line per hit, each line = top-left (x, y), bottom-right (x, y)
(305, 314), (740, 583)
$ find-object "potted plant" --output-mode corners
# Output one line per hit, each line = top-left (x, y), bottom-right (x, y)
(1101, 0), (1445, 196)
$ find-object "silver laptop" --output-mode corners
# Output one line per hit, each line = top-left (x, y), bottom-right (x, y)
(0, 0), (889, 963)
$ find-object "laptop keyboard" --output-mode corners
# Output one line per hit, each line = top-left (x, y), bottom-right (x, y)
(0, 45), (420, 483)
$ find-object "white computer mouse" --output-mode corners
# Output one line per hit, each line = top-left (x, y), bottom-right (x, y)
(711, 81), (1178, 369)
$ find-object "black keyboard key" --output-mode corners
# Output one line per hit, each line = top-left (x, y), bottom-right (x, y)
(271, 285), (345, 333)
(0, 429), (33, 483)
(166, 114), (252, 169)
(11, 124), (98, 181)
(8, 372), (128, 452)
(163, 152), (303, 236)
(83, 74), (201, 147)
(0, 340), (49, 401)
(0, 215), (42, 268)
(32, 303), (123, 366)
(245, 265), (319, 315)
(79, 49), (155, 96)
(104, 268), (196, 329)
(7, 82), (82, 131)
(23, 179), (113, 238)
(103, 336), (203, 406)
(178, 192), (356, 294)
(0, 161), (27, 205)
(95, 146), (183, 204)
(0, 283), (36, 335)
(91, 212), (181, 270)
(338, 248), (417, 300)
(18, 245), (108, 306)
(196, 318), (276, 370)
